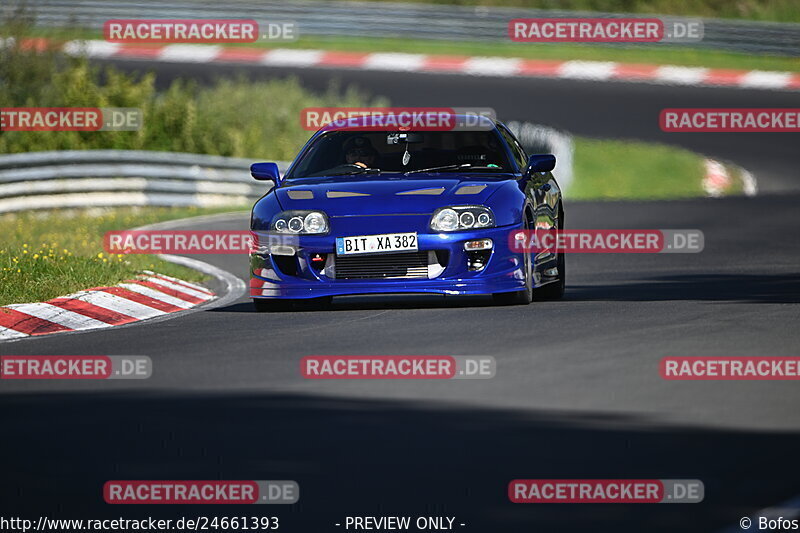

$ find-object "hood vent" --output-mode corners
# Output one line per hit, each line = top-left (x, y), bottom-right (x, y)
(455, 184), (487, 195)
(287, 190), (314, 200)
(397, 187), (445, 196)
(327, 191), (371, 198)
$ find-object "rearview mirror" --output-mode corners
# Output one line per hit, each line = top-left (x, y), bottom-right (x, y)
(526, 154), (556, 174)
(251, 162), (280, 183)
(387, 132), (424, 144)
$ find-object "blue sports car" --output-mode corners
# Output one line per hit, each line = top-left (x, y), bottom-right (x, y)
(249, 114), (564, 311)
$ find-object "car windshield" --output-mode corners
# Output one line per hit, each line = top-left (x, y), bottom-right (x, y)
(286, 130), (515, 179)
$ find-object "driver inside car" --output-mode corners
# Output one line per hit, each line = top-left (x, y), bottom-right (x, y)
(343, 136), (379, 168)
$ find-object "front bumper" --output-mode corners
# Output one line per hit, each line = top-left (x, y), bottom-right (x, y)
(250, 225), (527, 299)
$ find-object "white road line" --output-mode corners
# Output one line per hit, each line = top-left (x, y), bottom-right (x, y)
(159, 44), (222, 63)
(65, 290), (168, 319)
(739, 70), (793, 89)
(5, 302), (109, 330)
(741, 168), (758, 196)
(63, 40), (121, 58)
(262, 48), (324, 66)
(363, 53), (426, 71)
(655, 66), (709, 85)
(156, 254), (245, 311)
(117, 283), (195, 309)
(462, 57), (522, 77)
(141, 277), (215, 300)
(559, 61), (618, 80)
(142, 270), (214, 294)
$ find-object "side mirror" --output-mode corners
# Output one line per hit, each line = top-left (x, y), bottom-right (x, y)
(526, 154), (556, 174)
(251, 162), (280, 183)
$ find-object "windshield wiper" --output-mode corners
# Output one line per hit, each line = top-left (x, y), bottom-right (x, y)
(404, 164), (499, 175)
(328, 167), (382, 176)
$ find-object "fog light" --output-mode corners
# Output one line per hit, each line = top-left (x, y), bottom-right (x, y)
(466, 249), (491, 271)
(271, 245), (296, 256)
(464, 239), (493, 251)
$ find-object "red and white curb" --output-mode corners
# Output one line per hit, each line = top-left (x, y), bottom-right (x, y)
(703, 158), (757, 197)
(52, 39), (800, 92)
(0, 271), (215, 340)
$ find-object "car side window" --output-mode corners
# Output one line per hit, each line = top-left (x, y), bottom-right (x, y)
(498, 125), (528, 171)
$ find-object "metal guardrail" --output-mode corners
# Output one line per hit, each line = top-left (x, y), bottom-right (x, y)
(0, 150), (287, 213)
(13, 0), (800, 56)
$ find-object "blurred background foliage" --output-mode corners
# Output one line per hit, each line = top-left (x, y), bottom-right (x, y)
(0, 20), (386, 159)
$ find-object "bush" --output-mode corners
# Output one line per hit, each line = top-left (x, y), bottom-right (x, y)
(0, 22), (386, 159)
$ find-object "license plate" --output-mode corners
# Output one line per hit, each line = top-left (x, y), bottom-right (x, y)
(336, 233), (418, 255)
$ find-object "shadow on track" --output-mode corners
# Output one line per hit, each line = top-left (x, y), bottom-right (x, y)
(568, 273), (800, 304)
(2, 392), (799, 532)
(210, 294), (498, 314)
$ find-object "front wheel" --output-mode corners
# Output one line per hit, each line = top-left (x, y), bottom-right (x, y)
(534, 241), (565, 301)
(493, 226), (533, 306)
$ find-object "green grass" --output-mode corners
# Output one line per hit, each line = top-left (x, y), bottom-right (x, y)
(312, 0), (800, 23)
(571, 137), (724, 199)
(0, 206), (245, 306)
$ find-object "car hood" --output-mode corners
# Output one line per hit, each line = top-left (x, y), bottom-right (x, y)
(274, 174), (516, 216)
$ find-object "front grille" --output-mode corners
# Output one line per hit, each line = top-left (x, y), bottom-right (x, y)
(334, 251), (430, 279)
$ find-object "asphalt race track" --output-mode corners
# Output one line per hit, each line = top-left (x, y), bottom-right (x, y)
(2, 60), (800, 532)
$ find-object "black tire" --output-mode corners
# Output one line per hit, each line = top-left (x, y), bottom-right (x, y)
(534, 209), (566, 301)
(492, 286), (531, 305)
(493, 220), (533, 306)
(534, 251), (565, 300)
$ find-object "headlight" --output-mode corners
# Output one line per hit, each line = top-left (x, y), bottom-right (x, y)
(430, 206), (494, 232)
(431, 208), (459, 232)
(304, 212), (327, 233)
(271, 210), (329, 234)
